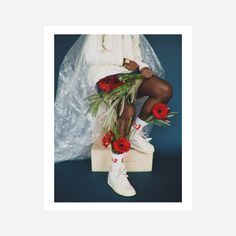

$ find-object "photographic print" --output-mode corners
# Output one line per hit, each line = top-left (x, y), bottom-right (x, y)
(44, 26), (192, 210)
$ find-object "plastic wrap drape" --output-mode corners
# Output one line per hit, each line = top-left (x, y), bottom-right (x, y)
(54, 35), (165, 162)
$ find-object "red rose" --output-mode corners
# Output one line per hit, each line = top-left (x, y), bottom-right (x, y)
(113, 137), (131, 153)
(152, 103), (169, 120)
(102, 131), (114, 147)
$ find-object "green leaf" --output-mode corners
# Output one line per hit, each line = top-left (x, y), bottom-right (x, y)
(166, 115), (175, 118)
(84, 74), (143, 131)
(145, 115), (154, 123)
(167, 111), (178, 116)
(126, 117), (133, 139)
(153, 119), (171, 127)
(118, 96), (126, 117)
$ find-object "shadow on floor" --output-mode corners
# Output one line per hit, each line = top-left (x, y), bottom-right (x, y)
(55, 150), (182, 202)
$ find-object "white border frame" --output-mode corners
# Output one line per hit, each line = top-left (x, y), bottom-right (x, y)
(44, 26), (192, 211)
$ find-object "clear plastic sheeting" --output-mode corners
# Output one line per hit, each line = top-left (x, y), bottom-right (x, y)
(54, 35), (165, 162)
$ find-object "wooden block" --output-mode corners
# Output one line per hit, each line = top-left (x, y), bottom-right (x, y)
(91, 135), (154, 172)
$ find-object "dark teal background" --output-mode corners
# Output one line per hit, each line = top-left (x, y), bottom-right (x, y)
(54, 35), (182, 202)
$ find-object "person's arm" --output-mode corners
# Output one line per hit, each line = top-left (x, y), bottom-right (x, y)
(85, 35), (123, 65)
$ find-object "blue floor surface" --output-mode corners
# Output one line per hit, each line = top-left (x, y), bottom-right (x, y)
(55, 150), (182, 202)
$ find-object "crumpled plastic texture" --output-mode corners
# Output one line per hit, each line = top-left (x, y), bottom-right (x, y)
(54, 35), (165, 163)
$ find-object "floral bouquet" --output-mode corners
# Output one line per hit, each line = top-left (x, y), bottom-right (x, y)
(85, 73), (178, 151)
(102, 124), (131, 154)
(100, 102), (177, 154)
(85, 73), (143, 131)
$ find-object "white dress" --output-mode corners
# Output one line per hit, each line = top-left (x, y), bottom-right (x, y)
(84, 35), (149, 84)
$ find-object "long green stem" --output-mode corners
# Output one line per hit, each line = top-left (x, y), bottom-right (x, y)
(145, 115), (154, 123)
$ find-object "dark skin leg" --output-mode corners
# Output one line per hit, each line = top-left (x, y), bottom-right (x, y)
(137, 75), (173, 120)
(117, 101), (136, 137)
(117, 75), (173, 136)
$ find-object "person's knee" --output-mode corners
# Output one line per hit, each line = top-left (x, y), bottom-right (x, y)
(161, 82), (173, 101)
(153, 79), (173, 102)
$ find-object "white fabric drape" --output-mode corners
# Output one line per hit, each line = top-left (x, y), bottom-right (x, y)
(54, 34), (165, 162)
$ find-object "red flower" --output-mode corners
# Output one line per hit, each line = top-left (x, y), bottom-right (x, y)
(97, 78), (112, 93)
(97, 75), (124, 93)
(110, 76), (125, 90)
(102, 131), (114, 147)
(113, 137), (131, 153)
(152, 103), (169, 120)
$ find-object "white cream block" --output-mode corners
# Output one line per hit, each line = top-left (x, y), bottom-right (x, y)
(91, 135), (154, 172)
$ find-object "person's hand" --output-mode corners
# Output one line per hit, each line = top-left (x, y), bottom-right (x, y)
(141, 67), (153, 79)
(123, 58), (139, 71)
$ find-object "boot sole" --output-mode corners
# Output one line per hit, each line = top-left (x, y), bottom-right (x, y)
(107, 180), (136, 197)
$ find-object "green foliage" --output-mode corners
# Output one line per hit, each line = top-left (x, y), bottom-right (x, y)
(85, 73), (142, 131)
(85, 73), (178, 131)
(112, 123), (121, 140)
(126, 117), (133, 139)
(166, 111), (178, 118)
(146, 112), (178, 127)
(153, 119), (171, 127)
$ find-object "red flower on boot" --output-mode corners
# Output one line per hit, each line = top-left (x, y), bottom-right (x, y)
(102, 131), (114, 147)
(152, 103), (169, 120)
(113, 137), (131, 154)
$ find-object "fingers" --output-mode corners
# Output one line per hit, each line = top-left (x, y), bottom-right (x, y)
(124, 62), (139, 71)
(143, 71), (152, 78)
(129, 61), (139, 70)
(141, 70), (153, 79)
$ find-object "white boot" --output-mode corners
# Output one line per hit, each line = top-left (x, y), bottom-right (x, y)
(129, 129), (155, 154)
(107, 163), (136, 197)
